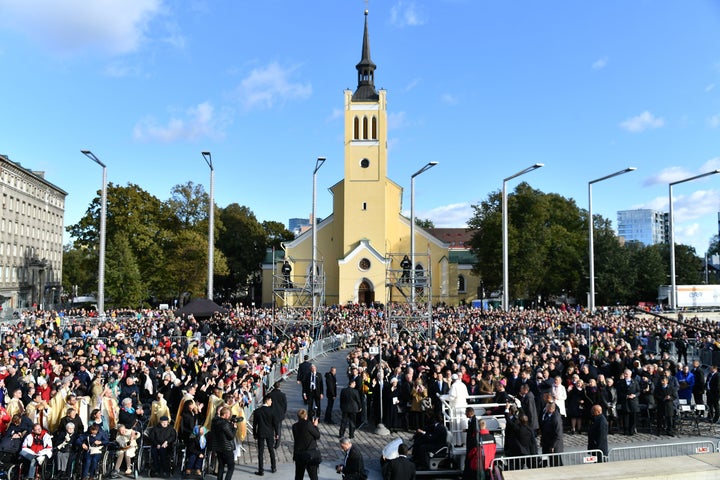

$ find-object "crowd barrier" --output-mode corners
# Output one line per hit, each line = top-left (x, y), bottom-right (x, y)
(607, 440), (717, 462)
(493, 449), (605, 472)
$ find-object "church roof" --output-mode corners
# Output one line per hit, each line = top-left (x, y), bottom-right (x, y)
(428, 228), (474, 248)
(352, 10), (379, 102)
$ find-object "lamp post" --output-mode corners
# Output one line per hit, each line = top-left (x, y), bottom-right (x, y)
(81, 150), (107, 316)
(312, 157), (326, 329)
(202, 152), (214, 300)
(410, 162), (438, 304)
(669, 169), (720, 308)
(588, 167), (636, 313)
(502, 163), (544, 311)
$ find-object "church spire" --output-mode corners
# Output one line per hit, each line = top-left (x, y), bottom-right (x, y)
(353, 10), (379, 101)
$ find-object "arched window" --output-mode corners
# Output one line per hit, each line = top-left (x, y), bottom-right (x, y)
(371, 116), (377, 139)
(458, 275), (466, 293)
(354, 117), (360, 139)
(362, 116), (369, 139)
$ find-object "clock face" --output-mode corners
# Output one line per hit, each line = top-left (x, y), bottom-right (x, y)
(359, 258), (371, 270)
(360, 158), (370, 168)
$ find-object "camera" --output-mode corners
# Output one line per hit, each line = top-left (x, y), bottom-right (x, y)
(230, 415), (239, 423)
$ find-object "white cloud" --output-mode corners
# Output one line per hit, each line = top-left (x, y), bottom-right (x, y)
(390, 1), (426, 27)
(0, 0), (163, 56)
(404, 202), (473, 228)
(388, 111), (408, 131)
(133, 101), (226, 142)
(708, 114), (720, 128)
(592, 57), (608, 70)
(643, 166), (695, 187)
(619, 111), (665, 132)
(440, 93), (459, 106)
(234, 62), (312, 110)
(706, 83), (716, 92)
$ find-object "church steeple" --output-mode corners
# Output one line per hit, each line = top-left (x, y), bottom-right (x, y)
(353, 10), (379, 101)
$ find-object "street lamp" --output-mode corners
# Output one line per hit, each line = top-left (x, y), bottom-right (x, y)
(410, 161), (438, 304)
(502, 163), (544, 311)
(669, 169), (720, 308)
(81, 150), (107, 316)
(202, 152), (214, 300)
(312, 157), (326, 329)
(588, 167), (636, 313)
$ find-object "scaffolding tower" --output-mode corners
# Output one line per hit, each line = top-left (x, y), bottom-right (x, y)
(385, 251), (433, 340)
(271, 249), (325, 340)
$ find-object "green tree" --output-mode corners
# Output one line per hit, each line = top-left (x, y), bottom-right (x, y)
(61, 244), (96, 298)
(104, 233), (145, 308)
(468, 183), (587, 303)
(262, 220), (295, 250)
(165, 181), (209, 230)
(215, 203), (266, 300)
(66, 183), (168, 298)
(591, 217), (634, 305)
(415, 218), (435, 229)
(629, 242), (666, 303)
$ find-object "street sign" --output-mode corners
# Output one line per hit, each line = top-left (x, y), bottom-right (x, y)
(582, 455), (598, 464)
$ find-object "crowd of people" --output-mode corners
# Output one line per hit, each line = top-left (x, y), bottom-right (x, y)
(0, 303), (719, 479)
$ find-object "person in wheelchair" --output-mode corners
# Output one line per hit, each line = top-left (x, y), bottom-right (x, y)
(147, 415), (177, 477)
(184, 425), (207, 476)
(110, 424), (140, 477)
(53, 421), (80, 480)
(76, 423), (110, 480)
(20, 423), (53, 480)
(409, 414), (448, 470)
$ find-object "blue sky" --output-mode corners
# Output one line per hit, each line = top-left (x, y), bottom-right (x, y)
(2, 1), (720, 254)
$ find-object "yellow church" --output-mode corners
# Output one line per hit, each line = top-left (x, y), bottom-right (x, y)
(261, 11), (479, 308)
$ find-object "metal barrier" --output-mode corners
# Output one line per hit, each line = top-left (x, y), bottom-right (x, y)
(493, 449), (604, 471)
(608, 440), (716, 462)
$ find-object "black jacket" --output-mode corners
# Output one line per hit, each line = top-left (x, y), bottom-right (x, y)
(325, 372), (337, 398)
(148, 424), (177, 447)
(291, 419), (320, 460)
(539, 408), (563, 453)
(587, 413), (609, 458)
(343, 446), (367, 480)
(210, 416), (236, 453)
(303, 372), (324, 400)
(297, 361), (312, 383)
(340, 386), (362, 413)
(382, 455), (415, 480)
(252, 405), (276, 439)
(268, 388), (288, 420)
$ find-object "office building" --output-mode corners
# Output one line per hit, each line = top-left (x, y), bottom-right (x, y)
(0, 154), (66, 313)
(617, 208), (669, 246)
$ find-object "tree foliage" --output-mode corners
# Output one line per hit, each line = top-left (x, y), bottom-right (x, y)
(467, 182), (704, 307)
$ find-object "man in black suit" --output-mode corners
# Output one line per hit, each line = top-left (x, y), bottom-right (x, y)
(252, 396), (277, 476)
(292, 409), (321, 480)
(540, 401), (563, 467)
(691, 359), (706, 407)
(325, 367), (338, 424)
(617, 369), (640, 435)
(587, 404), (608, 461)
(382, 443), (415, 480)
(303, 365), (324, 420)
(410, 415), (448, 471)
(337, 437), (366, 480)
(654, 375), (678, 435)
(519, 383), (539, 432)
(339, 379), (362, 439)
(428, 371), (449, 414)
(267, 382), (287, 449)
(297, 356), (312, 388)
(706, 364), (720, 423)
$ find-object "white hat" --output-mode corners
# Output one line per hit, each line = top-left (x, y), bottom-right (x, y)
(451, 374), (459, 380)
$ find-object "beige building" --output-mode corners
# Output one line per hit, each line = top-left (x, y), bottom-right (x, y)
(0, 154), (66, 314)
(261, 12), (479, 308)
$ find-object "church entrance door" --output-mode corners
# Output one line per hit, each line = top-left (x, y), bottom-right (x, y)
(358, 280), (374, 306)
